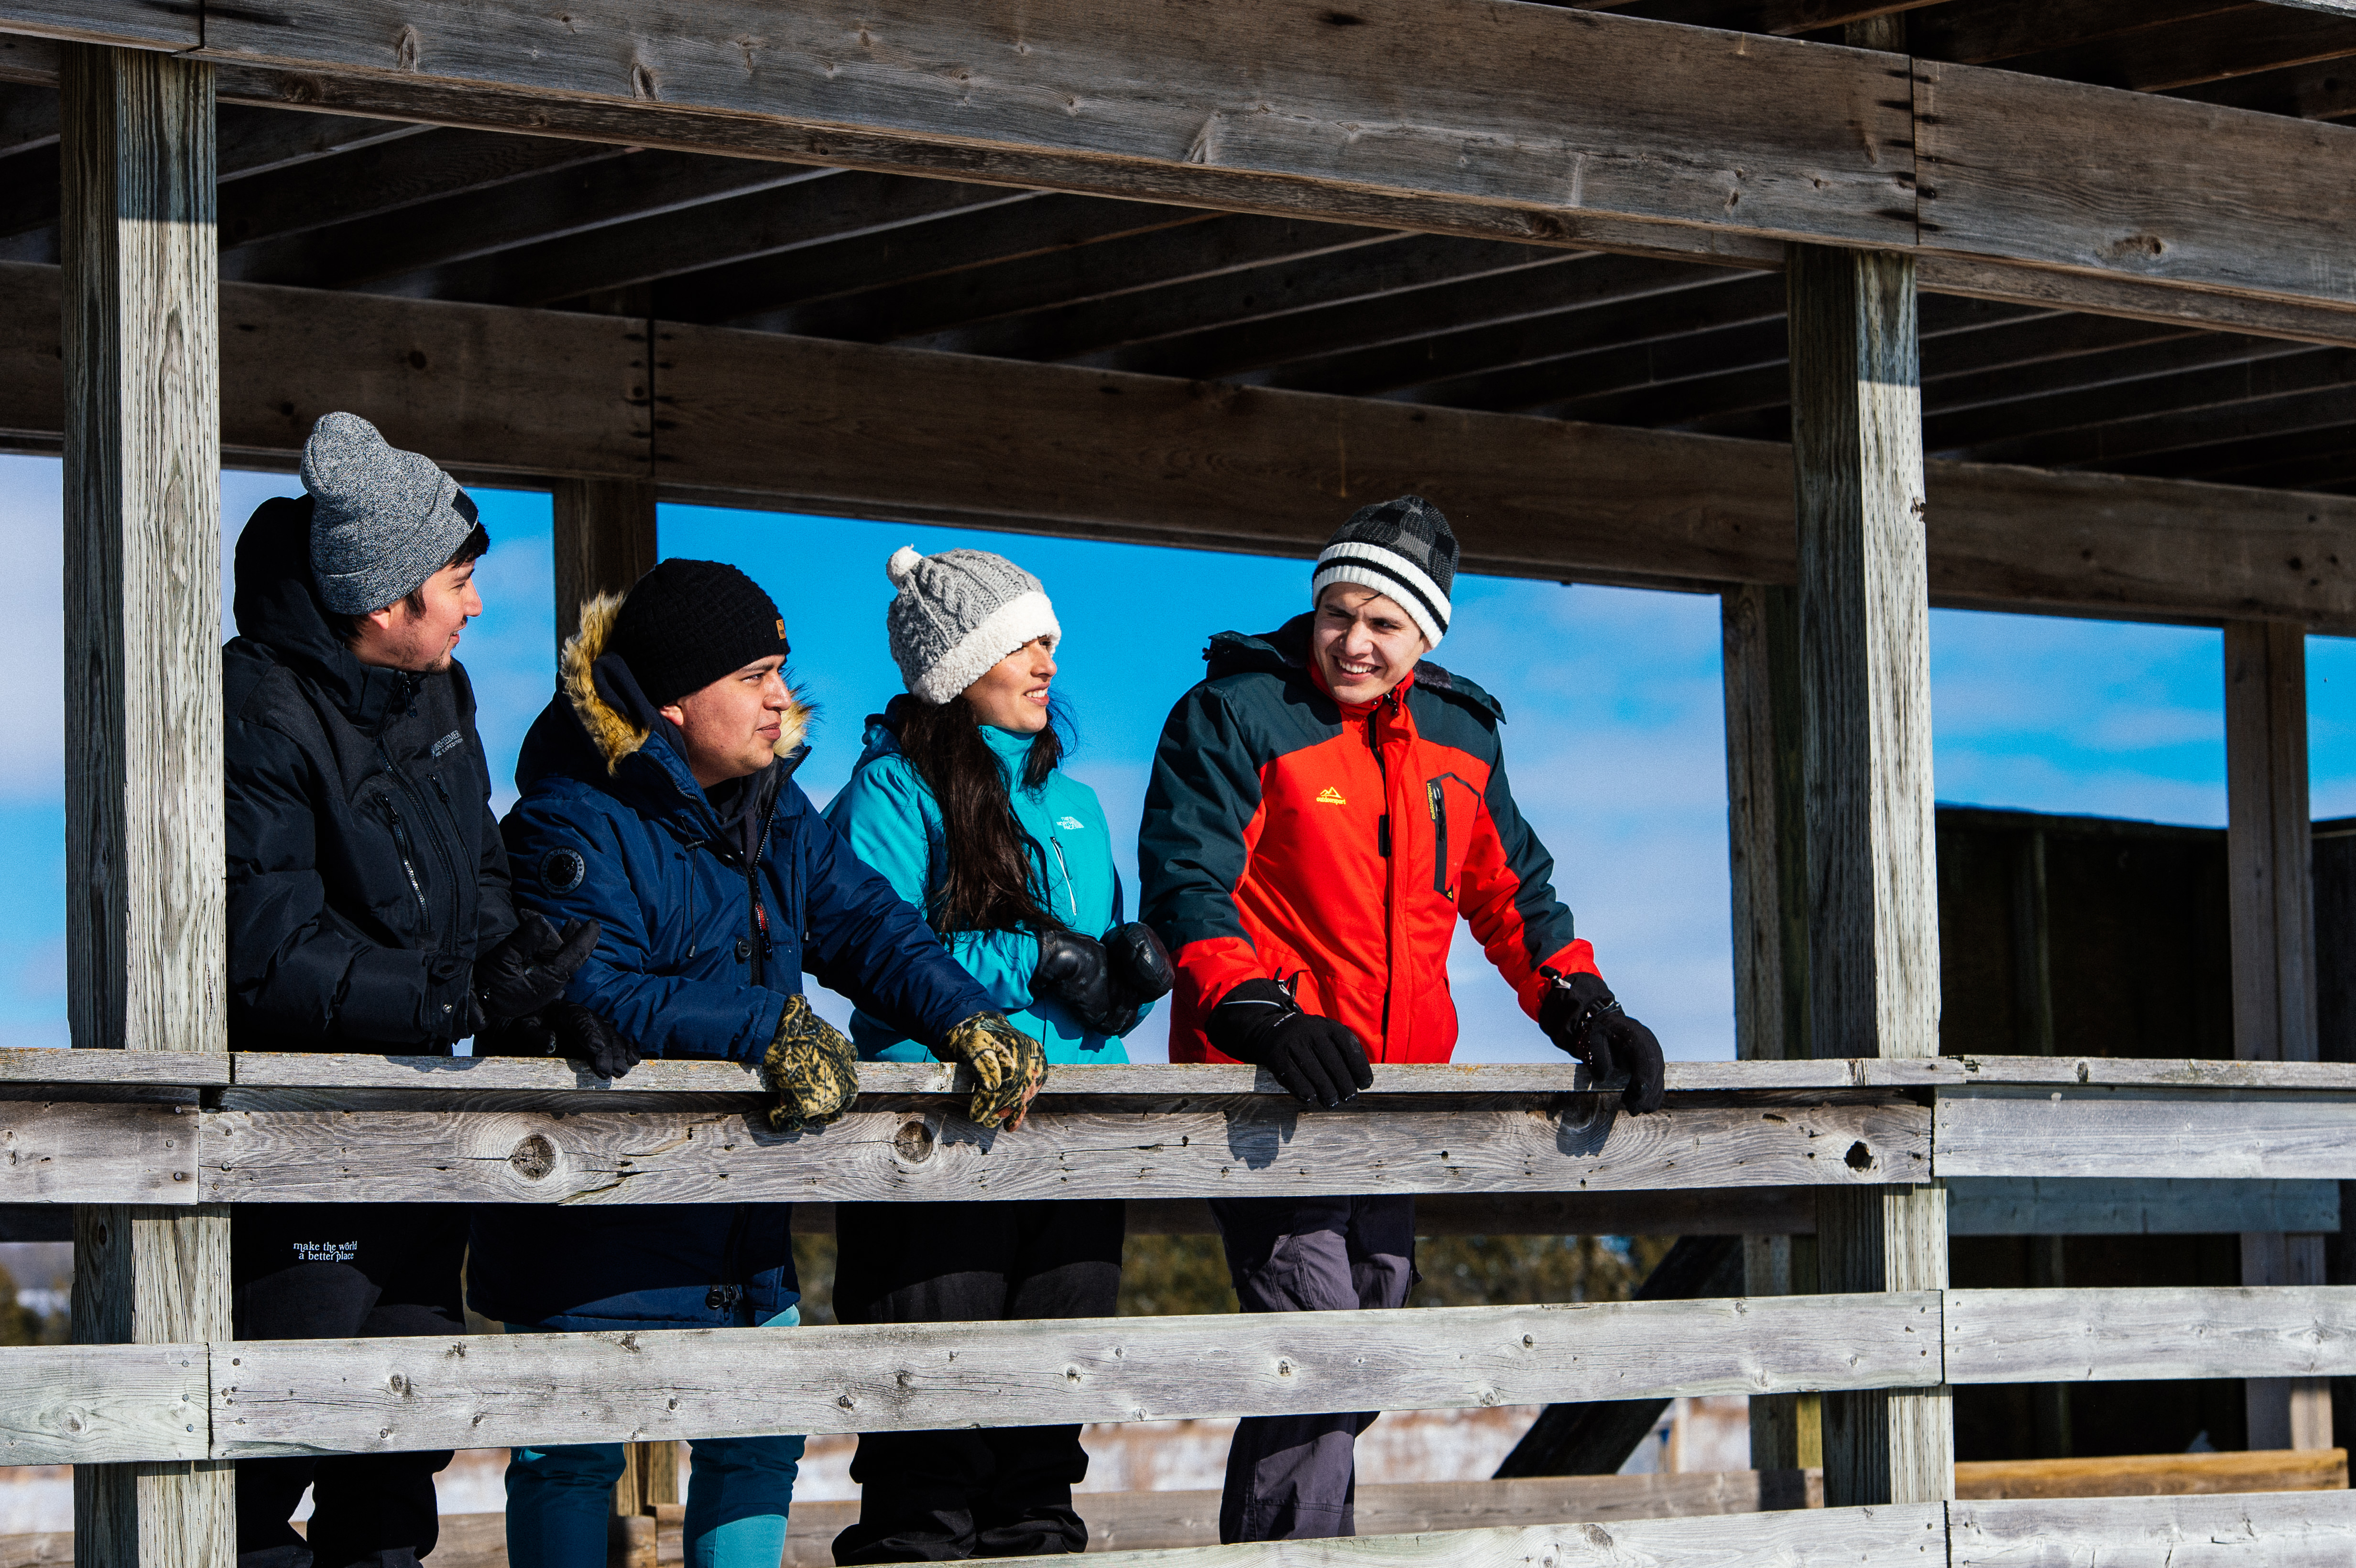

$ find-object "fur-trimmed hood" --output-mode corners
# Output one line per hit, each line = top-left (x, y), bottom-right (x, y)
(560, 588), (810, 773)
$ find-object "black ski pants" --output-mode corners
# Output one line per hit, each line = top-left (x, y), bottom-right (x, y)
(829, 1198), (1124, 1562)
(231, 1203), (469, 1568)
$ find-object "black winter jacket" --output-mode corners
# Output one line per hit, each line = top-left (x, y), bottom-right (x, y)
(222, 496), (517, 1053)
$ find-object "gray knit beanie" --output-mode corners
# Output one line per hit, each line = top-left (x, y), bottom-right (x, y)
(885, 546), (1061, 705)
(1310, 494), (1457, 649)
(300, 412), (479, 615)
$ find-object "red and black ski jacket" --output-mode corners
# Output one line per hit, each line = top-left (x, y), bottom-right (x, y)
(1140, 615), (1597, 1064)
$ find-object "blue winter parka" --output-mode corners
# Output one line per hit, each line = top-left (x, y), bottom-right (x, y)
(468, 600), (993, 1330)
(823, 700), (1140, 1065)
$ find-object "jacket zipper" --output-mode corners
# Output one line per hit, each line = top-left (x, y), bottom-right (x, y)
(743, 803), (778, 989)
(379, 740), (461, 951)
(1371, 697), (1399, 1052)
(1429, 780), (1451, 900)
(378, 794), (431, 928)
(1049, 839), (1080, 923)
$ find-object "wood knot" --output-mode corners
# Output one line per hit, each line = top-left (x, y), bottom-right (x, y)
(509, 1134), (557, 1181)
(394, 25), (422, 72)
(894, 1121), (936, 1164)
(1844, 1141), (1875, 1172)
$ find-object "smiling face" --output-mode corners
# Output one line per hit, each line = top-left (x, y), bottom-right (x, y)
(962, 635), (1058, 733)
(661, 655), (793, 788)
(1310, 583), (1428, 705)
(349, 557), (482, 673)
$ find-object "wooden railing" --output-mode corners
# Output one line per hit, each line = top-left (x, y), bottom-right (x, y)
(4, 1051), (2352, 1562)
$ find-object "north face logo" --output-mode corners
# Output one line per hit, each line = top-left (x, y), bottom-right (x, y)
(1316, 786), (1347, 805)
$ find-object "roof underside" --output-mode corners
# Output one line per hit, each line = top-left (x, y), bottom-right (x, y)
(3, 0), (2354, 495)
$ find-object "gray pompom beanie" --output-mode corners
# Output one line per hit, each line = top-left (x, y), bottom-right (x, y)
(884, 546), (1061, 706)
(300, 411), (479, 615)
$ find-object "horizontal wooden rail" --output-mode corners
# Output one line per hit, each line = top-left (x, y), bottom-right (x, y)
(12, 1286), (2356, 1465)
(1, 1054), (2353, 1202)
(9, 1049), (2356, 1094)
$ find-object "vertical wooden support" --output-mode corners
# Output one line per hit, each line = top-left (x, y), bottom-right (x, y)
(553, 477), (658, 652)
(2009, 829), (2055, 1055)
(1721, 582), (1819, 1470)
(1787, 241), (1951, 1508)
(2224, 619), (2332, 1451)
(60, 42), (231, 1568)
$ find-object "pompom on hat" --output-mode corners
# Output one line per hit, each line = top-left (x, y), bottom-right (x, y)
(884, 545), (1061, 705)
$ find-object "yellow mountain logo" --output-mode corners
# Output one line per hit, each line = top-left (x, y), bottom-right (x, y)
(1315, 786), (1348, 805)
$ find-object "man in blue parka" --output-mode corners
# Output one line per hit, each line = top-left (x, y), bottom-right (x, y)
(469, 559), (1047, 1568)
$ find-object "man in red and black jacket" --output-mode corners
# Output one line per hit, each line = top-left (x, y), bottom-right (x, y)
(1139, 495), (1664, 1544)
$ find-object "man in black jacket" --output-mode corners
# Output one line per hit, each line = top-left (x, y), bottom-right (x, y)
(223, 413), (599, 1568)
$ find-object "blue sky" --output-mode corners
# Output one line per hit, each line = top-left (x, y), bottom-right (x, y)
(0, 454), (2350, 1057)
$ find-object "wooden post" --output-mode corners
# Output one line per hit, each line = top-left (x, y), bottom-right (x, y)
(1786, 240), (1952, 1508)
(552, 472), (665, 1560)
(2224, 619), (2333, 1452)
(553, 477), (658, 652)
(59, 41), (231, 1568)
(1720, 582), (1819, 1471)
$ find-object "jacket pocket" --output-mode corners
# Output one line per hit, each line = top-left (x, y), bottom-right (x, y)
(371, 791), (431, 933)
(1428, 781), (1451, 901)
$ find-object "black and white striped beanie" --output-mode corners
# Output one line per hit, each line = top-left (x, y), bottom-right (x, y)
(1309, 495), (1457, 649)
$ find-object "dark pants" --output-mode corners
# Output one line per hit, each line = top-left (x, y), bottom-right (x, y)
(1208, 1195), (1415, 1544)
(829, 1198), (1125, 1563)
(231, 1203), (469, 1568)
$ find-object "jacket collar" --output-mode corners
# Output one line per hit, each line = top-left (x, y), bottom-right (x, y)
(1203, 612), (1500, 721)
(854, 694), (1049, 795)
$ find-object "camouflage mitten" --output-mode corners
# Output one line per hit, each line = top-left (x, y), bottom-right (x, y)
(939, 1010), (1048, 1130)
(763, 994), (860, 1132)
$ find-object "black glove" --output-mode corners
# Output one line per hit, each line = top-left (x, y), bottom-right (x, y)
(472, 912), (600, 1027)
(1104, 922), (1175, 1007)
(475, 1001), (642, 1081)
(1206, 979), (1373, 1108)
(1538, 967), (1665, 1114)
(1032, 928), (1131, 1034)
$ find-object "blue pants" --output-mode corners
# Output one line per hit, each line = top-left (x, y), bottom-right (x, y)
(504, 1310), (805, 1568)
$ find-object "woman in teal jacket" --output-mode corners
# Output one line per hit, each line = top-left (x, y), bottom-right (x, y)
(821, 546), (1169, 1563)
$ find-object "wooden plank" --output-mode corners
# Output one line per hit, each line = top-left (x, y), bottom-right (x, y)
(58, 45), (235, 1568)
(1935, 1086), (2356, 1179)
(552, 477), (657, 651)
(1954, 1447), (2349, 1501)
(192, 2), (1912, 247)
(0, 1344), (208, 1465)
(1944, 1286), (2356, 1383)
(0, 1049), (224, 1086)
(1943, 1177), (2341, 1237)
(1789, 242), (1950, 1511)
(1948, 1490), (2356, 1568)
(859, 1504), (1945, 1568)
(0, 3), (191, 51)
(795, 1471), (1830, 1561)
(0, 1100), (194, 1204)
(4, 264), (2356, 632)
(194, 1097), (1931, 1204)
(2226, 621), (2321, 1067)
(211, 1292), (1942, 1456)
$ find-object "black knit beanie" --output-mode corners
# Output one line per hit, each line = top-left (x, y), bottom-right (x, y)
(606, 559), (789, 706)
(1310, 494), (1458, 648)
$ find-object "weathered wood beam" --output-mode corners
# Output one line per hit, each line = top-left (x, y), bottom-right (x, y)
(218, 126), (614, 251)
(1949, 1490), (2356, 1567)
(1933, 1086), (2356, 1179)
(1787, 241), (1951, 1510)
(194, 1096), (1931, 1205)
(58, 40), (233, 1568)
(2225, 617), (2334, 1453)
(552, 477), (657, 651)
(2, 263), (2354, 629)
(8, 1), (2356, 338)
(218, 1294), (1942, 1456)
(1942, 4), (2356, 95)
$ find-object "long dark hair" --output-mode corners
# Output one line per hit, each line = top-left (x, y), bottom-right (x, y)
(895, 694), (1069, 935)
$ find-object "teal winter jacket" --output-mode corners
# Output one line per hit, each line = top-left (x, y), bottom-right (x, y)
(824, 702), (1139, 1064)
